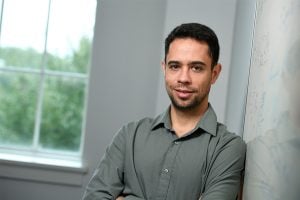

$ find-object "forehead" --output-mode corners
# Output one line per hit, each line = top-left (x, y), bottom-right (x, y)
(166, 38), (211, 63)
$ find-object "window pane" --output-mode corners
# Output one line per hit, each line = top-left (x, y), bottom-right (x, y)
(46, 0), (96, 73)
(39, 76), (86, 152)
(0, 0), (49, 69)
(0, 72), (39, 147)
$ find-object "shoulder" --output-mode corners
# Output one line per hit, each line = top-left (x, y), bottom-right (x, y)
(119, 116), (157, 137)
(110, 117), (156, 147)
(213, 123), (246, 156)
(124, 116), (156, 129)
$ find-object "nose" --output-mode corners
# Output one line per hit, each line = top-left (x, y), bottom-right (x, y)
(178, 67), (191, 84)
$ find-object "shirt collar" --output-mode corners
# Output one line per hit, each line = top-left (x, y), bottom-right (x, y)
(151, 106), (172, 130)
(196, 104), (217, 136)
(151, 103), (218, 136)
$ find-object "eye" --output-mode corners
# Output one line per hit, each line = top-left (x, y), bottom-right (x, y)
(191, 65), (203, 72)
(168, 64), (180, 71)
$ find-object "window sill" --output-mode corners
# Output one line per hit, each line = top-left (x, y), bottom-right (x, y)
(0, 152), (88, 186)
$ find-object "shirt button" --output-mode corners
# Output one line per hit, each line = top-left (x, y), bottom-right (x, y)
(174, 141), (180, 145)
(163, 168), (169, 173)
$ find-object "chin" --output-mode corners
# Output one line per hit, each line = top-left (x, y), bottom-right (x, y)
(172, 101), (200, 111)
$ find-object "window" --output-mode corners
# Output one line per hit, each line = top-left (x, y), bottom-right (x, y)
(0, 0), (97, 162)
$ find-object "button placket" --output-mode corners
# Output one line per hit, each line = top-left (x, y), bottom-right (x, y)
(155, 140), (182, 200)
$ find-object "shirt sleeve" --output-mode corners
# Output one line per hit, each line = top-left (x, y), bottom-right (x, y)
(82, 126), (127, 200)
(201, 136), (246, 200)
(123, 195), (146, 200)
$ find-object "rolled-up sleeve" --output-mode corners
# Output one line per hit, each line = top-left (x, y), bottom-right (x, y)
(82, 126), (127, 200)
(202, 136), (246, 200)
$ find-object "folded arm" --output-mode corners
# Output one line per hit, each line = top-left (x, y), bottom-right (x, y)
(202, 136), (246, 200)
(82, 127), (126, 200)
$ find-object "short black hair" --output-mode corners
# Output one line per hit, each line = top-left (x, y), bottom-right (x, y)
(164, 23), (220, 67)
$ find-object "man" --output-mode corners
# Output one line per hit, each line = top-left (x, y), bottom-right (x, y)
(82, 23), (246, 200)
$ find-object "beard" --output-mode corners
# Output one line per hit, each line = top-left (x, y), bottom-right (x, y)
(166, 83), (210, 111)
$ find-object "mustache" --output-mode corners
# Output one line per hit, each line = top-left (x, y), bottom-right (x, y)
(171, 85), (197, 92)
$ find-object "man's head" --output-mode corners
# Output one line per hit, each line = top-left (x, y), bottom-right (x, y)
(164, 23), (220, 68)
(162, 23), (221, 112)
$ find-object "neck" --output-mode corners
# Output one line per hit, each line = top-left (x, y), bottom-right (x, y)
(170, 101), (209, 137)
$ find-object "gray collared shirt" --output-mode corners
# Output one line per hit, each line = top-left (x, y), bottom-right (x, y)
(83, 105), (246, 200)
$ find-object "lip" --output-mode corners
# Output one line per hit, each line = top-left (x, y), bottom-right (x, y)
(174, 89), (194, 98)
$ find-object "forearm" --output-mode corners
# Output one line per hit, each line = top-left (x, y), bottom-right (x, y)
(203, 136), (246, 200)
(83, 127), (127, 200)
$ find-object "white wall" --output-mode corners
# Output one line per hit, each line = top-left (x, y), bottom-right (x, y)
(0, 1), (252, 199)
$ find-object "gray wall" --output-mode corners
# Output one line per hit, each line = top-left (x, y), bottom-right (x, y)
(225, 0), (256, 136)
(81, 0), (167, 196)
(0, 1), (254, 199)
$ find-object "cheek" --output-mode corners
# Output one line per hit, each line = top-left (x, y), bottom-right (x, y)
(164, 76), (171, 85)
(164, 77), (173, 90)
(165, 74), (176, 85)
(193, 75), (212, 89)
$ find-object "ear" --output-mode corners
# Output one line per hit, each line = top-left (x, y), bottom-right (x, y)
(211, 63), (222, 84)
(161, 60), (166, 76)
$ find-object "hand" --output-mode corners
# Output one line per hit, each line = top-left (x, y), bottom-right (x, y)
(116, 196), (124, 200)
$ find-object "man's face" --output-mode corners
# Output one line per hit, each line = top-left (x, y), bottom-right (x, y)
(163, 38), (221, 111)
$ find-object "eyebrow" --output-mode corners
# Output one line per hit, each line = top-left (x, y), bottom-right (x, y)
(167, 60), (207, 66)
(167, 61), (180, 65)
(189, 61), (207, 66)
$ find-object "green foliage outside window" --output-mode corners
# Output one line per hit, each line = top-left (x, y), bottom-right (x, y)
(0, 37), (91, 152)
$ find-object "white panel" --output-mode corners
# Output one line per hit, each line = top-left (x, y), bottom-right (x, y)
(243, 0), (300, 199)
